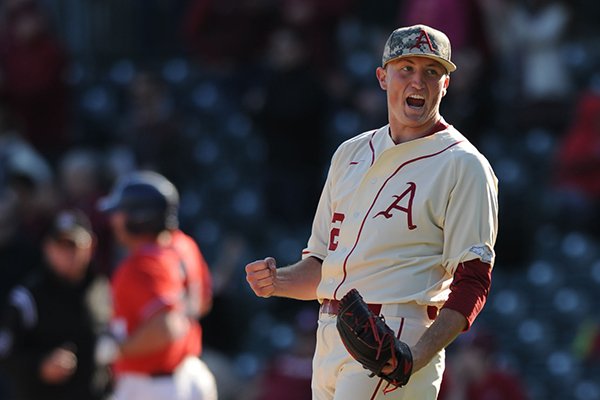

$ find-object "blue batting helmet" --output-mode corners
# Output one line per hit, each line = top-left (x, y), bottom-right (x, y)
(98, 171), (179, 234)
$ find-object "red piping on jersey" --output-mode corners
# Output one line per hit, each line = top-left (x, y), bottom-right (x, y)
(369, 130), (377, 166)
(332, 140), (463, 300)
(370, 375), (385, 399)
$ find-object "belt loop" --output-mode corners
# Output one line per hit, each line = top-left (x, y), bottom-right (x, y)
(427, 306), (439, 320)
(370, 304), (382, 315)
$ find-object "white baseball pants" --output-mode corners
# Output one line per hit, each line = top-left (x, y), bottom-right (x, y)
(112, 356), (218, 400)
(312, 302), (445, 400)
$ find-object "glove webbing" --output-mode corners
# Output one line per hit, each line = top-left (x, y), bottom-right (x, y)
(357, 314), (405, 394)
(348, 310), (400, 380)
(382, 317), (406, 395)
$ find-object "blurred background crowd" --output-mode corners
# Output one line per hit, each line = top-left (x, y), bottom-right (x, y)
(0, 0), (600, 398)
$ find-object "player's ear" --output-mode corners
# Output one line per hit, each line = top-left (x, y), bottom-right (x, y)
(442, 75), (450, 97)
(376, 67), (387, 90)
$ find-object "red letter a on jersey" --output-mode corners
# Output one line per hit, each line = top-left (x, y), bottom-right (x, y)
(373, 182), (417, 230)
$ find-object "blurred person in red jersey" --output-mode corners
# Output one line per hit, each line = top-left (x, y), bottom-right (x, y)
(95, 170), (216, 400)
(438, 328), (528, 400)
(0, 0), (71, 164)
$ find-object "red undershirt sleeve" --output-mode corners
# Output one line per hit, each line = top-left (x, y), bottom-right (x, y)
(442, 259), (492, 330)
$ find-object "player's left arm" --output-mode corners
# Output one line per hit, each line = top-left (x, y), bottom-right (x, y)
(410, 259), (492, 372)
(383, 259), (492, 374)
(197, 249), (213, 318)
(409, 308), (466, 372)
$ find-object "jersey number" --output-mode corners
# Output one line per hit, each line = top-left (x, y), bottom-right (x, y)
(328, 212), (345, 251)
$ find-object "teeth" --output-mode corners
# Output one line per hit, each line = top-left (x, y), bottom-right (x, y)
(408, 94), (425, 100)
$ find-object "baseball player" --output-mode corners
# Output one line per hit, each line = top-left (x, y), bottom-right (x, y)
(95, 171), (217, 400)
(245, 24), (498, 399)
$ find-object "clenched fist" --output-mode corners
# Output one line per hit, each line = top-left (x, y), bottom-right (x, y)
(245, 257), (277, 297)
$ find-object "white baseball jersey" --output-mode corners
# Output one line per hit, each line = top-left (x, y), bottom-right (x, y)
(302, 122), (498, 306)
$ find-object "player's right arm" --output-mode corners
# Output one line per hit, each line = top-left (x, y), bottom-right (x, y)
(118, 309), (189, 358)
(245, 256), (322, 300)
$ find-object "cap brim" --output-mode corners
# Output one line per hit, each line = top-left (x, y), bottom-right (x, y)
(96, 194), (120, 213)
(383, 54), (457, 73)
(56, 230), (93, 247)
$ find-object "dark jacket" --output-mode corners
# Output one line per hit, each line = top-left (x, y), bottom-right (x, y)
(0, 265), (112, 400)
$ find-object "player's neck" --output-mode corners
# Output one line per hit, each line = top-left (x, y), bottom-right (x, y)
(127, 230), (172, 251)
(389, 118), (447, 144)
(127, 234), (159, 251)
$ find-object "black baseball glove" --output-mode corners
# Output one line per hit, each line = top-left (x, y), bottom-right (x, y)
(336, 288), (413, 388)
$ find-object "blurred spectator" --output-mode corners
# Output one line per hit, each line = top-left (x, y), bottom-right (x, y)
(250, 28), (329, 228)
(0, 109), (44, 301)
(439, 328), (528, 400)
(56, 148), (114, 275)
(0, 187), (41, 303)
(0, 208), (113, 400)
(117, 71), (194, 189)
(279, 0), (354, 72)
(510, 0), (572, 101)
(481, 0), (573, 133)
(399, 0), (489, 53)
(0, 128), (58, 244)
(550, 88), (600, 236)
(0, 0), (72, 164)
(181, 0), (276, 71)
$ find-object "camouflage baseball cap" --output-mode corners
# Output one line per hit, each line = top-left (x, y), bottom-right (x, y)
(382, 24), (457, 73)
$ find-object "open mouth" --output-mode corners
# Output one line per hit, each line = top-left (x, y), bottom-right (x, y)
(406, 94), (425, 109)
